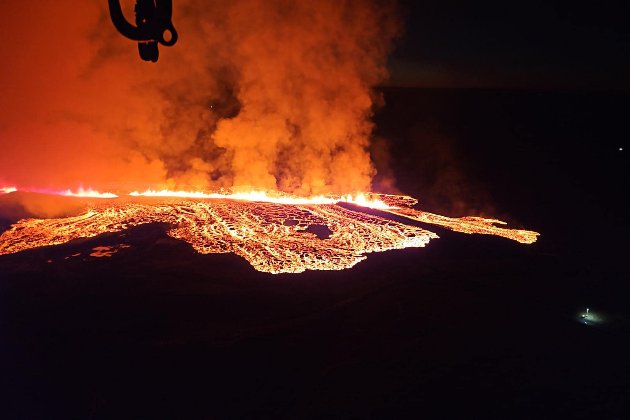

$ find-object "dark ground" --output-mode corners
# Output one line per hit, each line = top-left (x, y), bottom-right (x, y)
(1, 88), (629, 419)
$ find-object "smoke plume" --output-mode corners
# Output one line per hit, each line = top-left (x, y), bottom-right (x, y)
(0, 0), (399, 195)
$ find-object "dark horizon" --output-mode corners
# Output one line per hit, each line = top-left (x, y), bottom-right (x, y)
(388, 0), (630, 91)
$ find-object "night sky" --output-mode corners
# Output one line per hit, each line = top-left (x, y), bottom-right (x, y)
(389, 0), (630, 89)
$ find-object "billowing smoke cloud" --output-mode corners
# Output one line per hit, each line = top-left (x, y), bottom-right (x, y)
(0, 0), (398, 195)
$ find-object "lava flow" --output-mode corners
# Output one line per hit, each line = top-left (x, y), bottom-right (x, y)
(0, 190), (538, 274)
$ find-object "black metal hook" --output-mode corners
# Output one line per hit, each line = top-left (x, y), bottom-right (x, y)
(108, 0), (178, 62)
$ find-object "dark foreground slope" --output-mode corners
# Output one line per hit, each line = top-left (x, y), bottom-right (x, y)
(1, 89), (629, 419)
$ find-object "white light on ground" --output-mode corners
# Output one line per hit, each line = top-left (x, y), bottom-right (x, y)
(578, 308), (605, 326)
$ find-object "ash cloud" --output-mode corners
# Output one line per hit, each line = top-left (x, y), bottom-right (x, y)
(0, 0), (399, 195)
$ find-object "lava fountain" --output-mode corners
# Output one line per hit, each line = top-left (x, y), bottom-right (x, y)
(0, 189), (538, 274)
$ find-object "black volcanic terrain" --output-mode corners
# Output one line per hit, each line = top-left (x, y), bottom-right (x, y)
(1, 89), (629, 419)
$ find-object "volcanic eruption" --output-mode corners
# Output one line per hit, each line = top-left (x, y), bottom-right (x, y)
(0, 0), (538, 274)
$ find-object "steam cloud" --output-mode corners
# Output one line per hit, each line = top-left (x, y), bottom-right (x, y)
(0, 0), (398, 195)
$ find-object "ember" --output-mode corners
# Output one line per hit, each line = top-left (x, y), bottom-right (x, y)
(0, 190), (538, 274)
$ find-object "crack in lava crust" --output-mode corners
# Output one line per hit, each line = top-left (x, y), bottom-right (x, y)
(0, 195), (539, 274)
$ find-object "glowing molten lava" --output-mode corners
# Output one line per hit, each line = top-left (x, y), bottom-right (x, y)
(0, 186), (18, 194)
(55, 188), (118, 198)
(3, 187), (118, 198)
(130, 189), (396, 209)
(0, 190), (538, 274)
